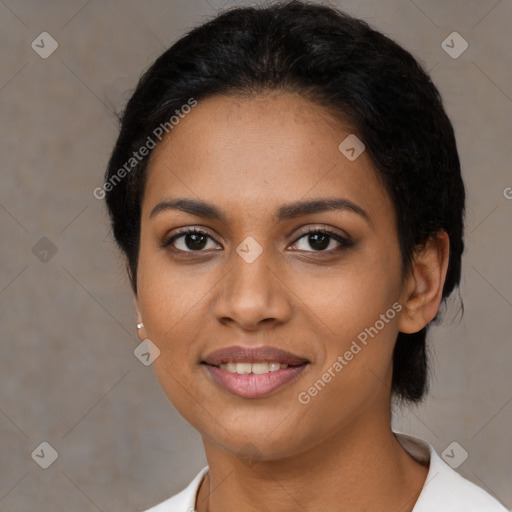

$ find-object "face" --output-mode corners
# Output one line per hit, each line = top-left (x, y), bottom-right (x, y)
(135, 91), (407, 461)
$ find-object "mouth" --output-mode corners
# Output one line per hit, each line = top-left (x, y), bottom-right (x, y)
(201, 345), (310, 398)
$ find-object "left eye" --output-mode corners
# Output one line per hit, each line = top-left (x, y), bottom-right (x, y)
(291, 229), (352, 252)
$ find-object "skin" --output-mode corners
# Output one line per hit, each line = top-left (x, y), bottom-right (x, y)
(134, 91), (450, 512)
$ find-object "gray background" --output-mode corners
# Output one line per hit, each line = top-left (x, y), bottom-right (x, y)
(0, 0), (511, 510)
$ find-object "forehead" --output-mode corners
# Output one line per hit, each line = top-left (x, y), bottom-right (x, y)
(142, 92), (391, 224)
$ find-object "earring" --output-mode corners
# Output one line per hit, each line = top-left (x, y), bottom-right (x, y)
(136, 322), (144, 330)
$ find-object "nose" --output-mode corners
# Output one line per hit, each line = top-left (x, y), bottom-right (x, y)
(213, 244), (293, 331)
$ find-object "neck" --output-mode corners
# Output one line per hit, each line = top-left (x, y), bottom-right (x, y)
(196, 420), (428, 512)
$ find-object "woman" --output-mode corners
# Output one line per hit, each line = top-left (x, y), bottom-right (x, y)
(103, 1), (507, 510)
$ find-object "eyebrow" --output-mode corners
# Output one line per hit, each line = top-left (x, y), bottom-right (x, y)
(149, 197), (370, 224)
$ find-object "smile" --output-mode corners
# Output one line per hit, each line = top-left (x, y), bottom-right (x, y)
(201, 344), (310, 398)
(203, 361), (309, 398)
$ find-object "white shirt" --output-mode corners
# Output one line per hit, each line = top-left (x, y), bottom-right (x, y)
(143, 432), (508, 511)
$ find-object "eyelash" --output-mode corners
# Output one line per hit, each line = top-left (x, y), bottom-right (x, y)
(160, 226), (354, 255)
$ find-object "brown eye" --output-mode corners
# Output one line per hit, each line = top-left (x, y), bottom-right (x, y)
(291, 228), (354, 253)
(181, 232), (208, 250)
(304, 232), (330, 251)
(162, 229), (221, 252)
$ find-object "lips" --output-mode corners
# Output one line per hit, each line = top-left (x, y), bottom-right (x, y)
(201, 345), (310, 399)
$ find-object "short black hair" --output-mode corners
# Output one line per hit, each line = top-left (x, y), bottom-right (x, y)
(104, 0), (465, 403)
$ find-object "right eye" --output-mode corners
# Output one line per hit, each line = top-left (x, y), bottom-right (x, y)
(162, 228), (222, 253)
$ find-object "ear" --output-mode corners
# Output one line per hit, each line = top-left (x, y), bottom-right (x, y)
(133, 295), (147, 341)
(126, 261), (137, 295)
(398, 230), (450, 334)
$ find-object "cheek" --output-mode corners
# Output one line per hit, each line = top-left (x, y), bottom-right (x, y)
(136, 244), (222, 408)
(137, 238), (215, 332)
(293, 278), (400, 433)
(137, 275), (205, 363)
(292, 245), (402, 390)
(292, 253), (401, 342)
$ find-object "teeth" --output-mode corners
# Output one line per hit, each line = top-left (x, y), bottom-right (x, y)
(219, 362), (289, 374)
(235, 362), (251, 374)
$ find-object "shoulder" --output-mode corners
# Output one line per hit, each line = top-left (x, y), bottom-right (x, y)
(395, 432), (508, 512)
(141, 467), (208, 512)
(414, 450), (508, 511)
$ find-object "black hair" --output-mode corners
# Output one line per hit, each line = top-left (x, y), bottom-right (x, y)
(104, 0), (465, 403)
